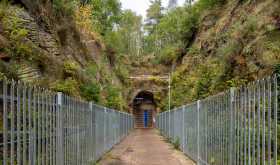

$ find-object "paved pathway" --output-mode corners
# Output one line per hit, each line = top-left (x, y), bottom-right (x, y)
(98, 128), (196, 165)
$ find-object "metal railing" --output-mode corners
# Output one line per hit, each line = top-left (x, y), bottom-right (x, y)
(156, 75), (279, 165)
(0, 77), (134, 165)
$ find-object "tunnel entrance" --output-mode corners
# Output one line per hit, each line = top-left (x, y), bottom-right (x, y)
(133, 91), (156, 128)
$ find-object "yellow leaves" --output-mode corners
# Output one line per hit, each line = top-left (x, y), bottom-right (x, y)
(74, 1), (99, 43)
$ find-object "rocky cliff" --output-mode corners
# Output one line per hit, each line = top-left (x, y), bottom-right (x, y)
(0, 0), (128, 111)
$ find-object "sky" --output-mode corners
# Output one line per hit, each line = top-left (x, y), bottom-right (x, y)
(119, 0), (186, 20)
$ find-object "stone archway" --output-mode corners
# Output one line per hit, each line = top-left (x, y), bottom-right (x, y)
(132, 91), (156, 128)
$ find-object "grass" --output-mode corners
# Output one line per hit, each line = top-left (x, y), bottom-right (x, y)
(102, 153), (114, 159)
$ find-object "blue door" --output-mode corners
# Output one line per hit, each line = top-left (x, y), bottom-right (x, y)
(144, 110), (148, 127)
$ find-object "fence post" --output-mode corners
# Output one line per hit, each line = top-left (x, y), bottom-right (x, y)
(197, 100), (201, 165)
(57, 92), (64, 165)
(89, 102), (93, 160)
(104, 107), (107, 153)
(228, 88), (236, 165)
(169, 110), (170, 137)
(183, 105), (185, 154)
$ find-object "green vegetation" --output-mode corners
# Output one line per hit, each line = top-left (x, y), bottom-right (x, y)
(159, 0), (280, 111)
(273, 64), (280, 124)
(102, 152), (114, 159)
(0, 0), (279, 120)
(172, 136), (180, 149)
(164, 135), (172, 143)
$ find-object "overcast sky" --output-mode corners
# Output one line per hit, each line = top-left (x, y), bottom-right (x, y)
(119, 0), (186, 20)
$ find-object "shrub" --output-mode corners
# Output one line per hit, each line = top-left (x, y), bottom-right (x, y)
(152, 70), (160, 76)
(62, 61), (78, 78)
(85, 80), (100, 103)
(188, 44), (199, 56)
(52, 0), (75, 19)
(50, 77), (80, 98)
(158, 50), (174, 65)
(102, 84), (122, 110)
(150, 76), (156, 82)
(172, 136), (180, 149)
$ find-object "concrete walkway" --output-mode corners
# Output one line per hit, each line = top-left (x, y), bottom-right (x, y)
(98, 128), (196, 165)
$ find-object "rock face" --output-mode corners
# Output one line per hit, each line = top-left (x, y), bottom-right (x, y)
(16, 10), (60, 56)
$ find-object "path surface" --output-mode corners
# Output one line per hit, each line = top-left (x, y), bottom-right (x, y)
(98, 128), (196, 165)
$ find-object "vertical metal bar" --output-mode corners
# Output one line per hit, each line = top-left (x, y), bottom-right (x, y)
(210, 97), (213, 161)
(23, 83), (27, 165)
(31, 131), (35, 165)
(169, 110), (170, 139)
(57, 92), (64, 165)
(76, 99), (79, 165)
(66, 96), (68, 165)
(267, 77), (271, 164)
(90, 103), (93, 163)
(216, 96), (219, 165)
(229, 87), (235, 165)
(183, 105), (185, 153)
(219, 95), (222, 165)
(222, 92), (225, 164)
(11, 79), (15, 165)
(248, 84), (251, 165)
(216, 96), (218, 164)
(70, 97), (73, 164)
(3, 78), (7, 165)
(240, 86), (243, 165)
(262, 79), (265, 165)
(33, 86), (37, 164)
(212, 96), (214, 162)
(237, 88), (239, 165)
(197, 100), (200, 165)
(217, 96), (219, 165)
(38, 88), (42, 165)
(273, 75), (277, 165)
(104, 107), (106, 153)
(244, 85), (247, 165)
(17, 81), (21, 165)
(257, 80), (260, 165)
(46, 91), (49, 165)
(49, 92), (52, 165)
(42, 89), (45, 165)
(53, 93), (56, 165)
(75, 99), (78, 165)
(28, 85), (32, 165)
(252, 82), (256, 165)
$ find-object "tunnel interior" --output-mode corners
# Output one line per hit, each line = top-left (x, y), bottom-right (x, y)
(133, 91), (156, 127)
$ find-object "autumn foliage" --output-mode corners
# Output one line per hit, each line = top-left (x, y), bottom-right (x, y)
(74, 2), (99, 43)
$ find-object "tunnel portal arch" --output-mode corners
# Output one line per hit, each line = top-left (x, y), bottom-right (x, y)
(132, 91), (156, 128)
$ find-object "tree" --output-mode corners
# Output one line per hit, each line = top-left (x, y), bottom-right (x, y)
(145, 0), (164, 51)
(168, 0), (178, 7)
(90, 0), (122, 35)
(158, 7), (183, 45)
(117, 10), (142, 55)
